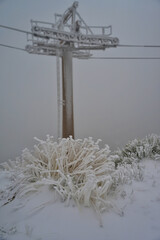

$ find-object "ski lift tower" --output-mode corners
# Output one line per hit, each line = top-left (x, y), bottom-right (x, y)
(25, 2), (119, 139)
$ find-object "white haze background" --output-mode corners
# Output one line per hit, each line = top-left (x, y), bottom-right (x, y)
(0, 0), (160, 162)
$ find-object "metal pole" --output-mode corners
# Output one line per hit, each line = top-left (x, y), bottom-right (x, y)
(56, 50), (62, 139)
(62, 50), (74, 138)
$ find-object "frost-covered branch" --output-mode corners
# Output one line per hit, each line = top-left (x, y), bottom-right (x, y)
(113, 134), (160, 167)
(1, 135), (159, 215)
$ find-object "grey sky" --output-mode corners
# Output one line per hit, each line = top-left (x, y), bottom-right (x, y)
(0, 0), (160, 162)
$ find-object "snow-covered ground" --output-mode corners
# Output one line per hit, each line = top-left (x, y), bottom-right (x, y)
(0, 158), (160, 240)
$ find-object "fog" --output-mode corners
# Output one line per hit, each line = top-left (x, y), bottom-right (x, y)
(0, 0), (160, 162)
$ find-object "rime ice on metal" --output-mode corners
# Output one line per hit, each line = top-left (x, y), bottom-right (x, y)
(25, 2), (119, 58)
(25, 2), (119, 139)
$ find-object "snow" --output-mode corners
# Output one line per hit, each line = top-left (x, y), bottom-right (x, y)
(0, 158), (160, 240)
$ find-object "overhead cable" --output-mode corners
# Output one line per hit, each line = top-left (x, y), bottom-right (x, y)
(90, 57), (160, 60)
(1, 44), (160, 59)
(118, 44), (160, 48)
(1, 24), (160, 48)
(0, 43), (26, 52)
(0, 24), (31, 34)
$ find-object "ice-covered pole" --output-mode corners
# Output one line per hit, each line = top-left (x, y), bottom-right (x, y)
(24, 1), (119, 139)
(62, 50), (74, 138)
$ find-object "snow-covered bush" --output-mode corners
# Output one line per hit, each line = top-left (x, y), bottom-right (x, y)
(113, 134), (160, 166)
(0, 136), (142, 217)
(1, 134), (159, 221)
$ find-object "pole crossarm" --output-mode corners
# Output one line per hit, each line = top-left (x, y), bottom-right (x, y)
(25, 1), (119, 59)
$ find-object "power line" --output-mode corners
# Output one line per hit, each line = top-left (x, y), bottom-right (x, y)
(0, 43), (26, 52)
(118, 44), (160, 48)
(90, 57), (160, 60)
(1, 24), (160, 49)
(1, 44), (160, 59)
(0, 24), (31, 34)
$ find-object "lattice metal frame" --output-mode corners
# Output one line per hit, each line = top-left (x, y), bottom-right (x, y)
(26, 1), (119, 59)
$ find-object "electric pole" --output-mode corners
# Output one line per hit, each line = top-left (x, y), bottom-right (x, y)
(25, 2), (119, 139)
(62, 50), (74, 138)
